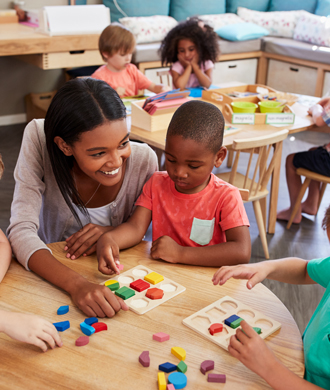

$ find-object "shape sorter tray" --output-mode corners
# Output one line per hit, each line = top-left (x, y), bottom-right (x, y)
(102, 265), (186, 315)
(182, 296), (281, 351)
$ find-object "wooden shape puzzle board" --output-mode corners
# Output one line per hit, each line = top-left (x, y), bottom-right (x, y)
(102, 265), (186, 315)
(182, 296), (281, 351)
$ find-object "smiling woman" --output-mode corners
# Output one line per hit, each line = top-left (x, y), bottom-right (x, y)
(7, 78), (158, 318)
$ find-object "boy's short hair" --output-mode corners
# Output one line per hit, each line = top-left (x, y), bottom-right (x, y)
(99, 24), (136, 61)
(322, 205), (330, 230)
(0, 154), (4, 179)
(167, 100), (224, 153)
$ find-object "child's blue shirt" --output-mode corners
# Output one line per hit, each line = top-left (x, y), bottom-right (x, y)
(303, 257), (330, 387)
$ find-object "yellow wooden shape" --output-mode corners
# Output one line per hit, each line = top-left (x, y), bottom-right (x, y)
(158, 372), (166, 390)
(171, 346), (186, 361)
(144, 272), (164, 285)
(105, 280), (118, 287)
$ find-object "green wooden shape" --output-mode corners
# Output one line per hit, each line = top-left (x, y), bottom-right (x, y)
(230, 317), (244, 329)
(107, 281), (120, 291)
(253, 327), (262, 334)
(115, 286), (135, 300)
(177, 360), (187, 373)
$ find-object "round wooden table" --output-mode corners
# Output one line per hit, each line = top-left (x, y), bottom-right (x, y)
(0, 241), (304, 390)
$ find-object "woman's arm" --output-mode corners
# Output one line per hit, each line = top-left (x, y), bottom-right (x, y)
(0, 230), (11, 283)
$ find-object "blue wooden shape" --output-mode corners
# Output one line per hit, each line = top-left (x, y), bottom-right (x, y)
(168, 372), (187, 389)
(57, 305), (69, 315)
(84, 317), (98, 326)
(224, 314), (240, 327)
(53, 320), (70, 332)
(80, 322), (95, 336)
(158, 362), (177, 373)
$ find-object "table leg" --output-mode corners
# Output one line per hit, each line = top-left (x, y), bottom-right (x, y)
(268, 141), (283, 234)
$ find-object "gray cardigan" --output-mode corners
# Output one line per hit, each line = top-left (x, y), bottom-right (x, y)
(7, 119), (158, 270)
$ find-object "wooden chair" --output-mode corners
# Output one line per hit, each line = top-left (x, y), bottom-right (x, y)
(216, 129), (289, 259)
(156, 69), (172, 87)
(287, 168), (330, 229)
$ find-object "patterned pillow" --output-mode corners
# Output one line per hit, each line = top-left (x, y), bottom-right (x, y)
(198, 13), (244, 31)
(293, 13), (330, 47)
(237, 7), (307, 38)
(119, 16), (178, 44)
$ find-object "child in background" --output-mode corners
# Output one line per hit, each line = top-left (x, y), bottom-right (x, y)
(0, 155), (61, 352)
(97, 101), (250, 275)
(160, 18), (220, 90)
(277, 97), (330, 224)
(213, 205), (330, 389)
(92, 24), (169, 97)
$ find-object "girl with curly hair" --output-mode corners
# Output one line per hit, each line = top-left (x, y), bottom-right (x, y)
(159, 18), (220, 89)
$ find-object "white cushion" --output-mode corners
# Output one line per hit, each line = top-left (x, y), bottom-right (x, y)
(294, 12), (330, 47)
(237, 7), (308, 38)
(119, 15), (177, 44)
(198, 13), (244, 31)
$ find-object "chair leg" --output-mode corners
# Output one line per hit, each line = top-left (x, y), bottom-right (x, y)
(227, 150), (234, 168)
(316, 183), (327, 215)
(253, 200), (269, 259)
(287, 177), (311, 229)
(260, 197), (267, 231)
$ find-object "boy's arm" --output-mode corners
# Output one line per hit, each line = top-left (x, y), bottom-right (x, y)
(0, 230), (12, 283)
(147, 83), (171, 94)
(150, 225), (251, 266)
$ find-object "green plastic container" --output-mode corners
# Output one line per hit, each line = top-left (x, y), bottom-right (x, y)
(231, 101), (258, 113)
(258, 101), (284, 113)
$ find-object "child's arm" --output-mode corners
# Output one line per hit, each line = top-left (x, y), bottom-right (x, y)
(212, 257), (315, 287)
(0, 309), (63, 352)
(191, 59), (212, 88)
(308, 104), (327, 127)
(97, 206), (152, 274)
(147, 83), (171, 94)
(0, 229), (11, 283)
(150, 225), (251, 267)
(172, 68), (192, 89)
(229, 320), (323, 390)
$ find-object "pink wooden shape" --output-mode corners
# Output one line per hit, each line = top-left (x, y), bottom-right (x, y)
(153, 332), (170, 342)
(75, 336), (89, 347)
(139, 351), (150, 367)
(167, 385), (175, 390)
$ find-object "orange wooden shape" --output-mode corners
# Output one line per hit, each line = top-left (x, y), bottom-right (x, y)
(146, 288), (164, 300)
(209, 323), (223, 335)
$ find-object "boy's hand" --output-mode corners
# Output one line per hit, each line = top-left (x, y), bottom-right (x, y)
(228, 320), (278, 380)
(70, 279), (128, 317)
(150, 236), (182, 263)
(97, 233), (121, 275)
(2, 312), (63, 352)
(212, 263), (270, 289)
(64, 223), (113, 260)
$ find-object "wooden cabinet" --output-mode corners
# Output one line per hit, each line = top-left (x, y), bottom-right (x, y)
(322, 72), (330, 96)
(213, 58), (258, 85)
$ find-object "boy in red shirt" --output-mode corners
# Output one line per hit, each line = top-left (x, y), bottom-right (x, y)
(97, 100), (251, 274)
(92, 24), (169, 97)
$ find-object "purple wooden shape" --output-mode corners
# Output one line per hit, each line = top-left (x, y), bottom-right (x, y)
(139, 351), (150, 367)
(200, 360), (214, 375)
(207, 373), (226, 383)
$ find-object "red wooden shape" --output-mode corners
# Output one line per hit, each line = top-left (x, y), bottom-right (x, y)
(146, 288), (164, 300)
(91, 322), (108, 333)
(75, 336), (89, 347)
(130, 279), (150, 292)
(209, 323), (223, 335)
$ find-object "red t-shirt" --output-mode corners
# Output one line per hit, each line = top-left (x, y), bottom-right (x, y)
(135, 172), (249, 247)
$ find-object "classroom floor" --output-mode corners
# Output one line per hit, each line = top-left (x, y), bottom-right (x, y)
(0, 123), (329, 334)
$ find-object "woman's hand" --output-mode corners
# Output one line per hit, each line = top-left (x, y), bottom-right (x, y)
(65, 224), (114, 259)
(97, 233), (121, 275)
(1, 312), (63, 352)
(212, 262), (271, 289)
(69, 279), (128, 317)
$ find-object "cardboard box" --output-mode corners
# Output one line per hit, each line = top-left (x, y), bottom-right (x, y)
(0, 10), (18, 23)
(25, 91), (56, 122)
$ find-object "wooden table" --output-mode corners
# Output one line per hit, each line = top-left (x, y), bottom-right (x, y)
(129, 101), (319, 234)
(0, 241), (304, 390)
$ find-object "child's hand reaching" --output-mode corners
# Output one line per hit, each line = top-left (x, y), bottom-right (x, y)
(212, 263), (271, 289)
(97, 233), (121, 275)
(150, 236), (182, 263)
(0, 311), (63, 352)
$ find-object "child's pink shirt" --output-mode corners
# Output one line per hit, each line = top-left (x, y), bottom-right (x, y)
(170, 60), (214, 88)
(91, 64), (152, 97)
(135, 172), (249, 247)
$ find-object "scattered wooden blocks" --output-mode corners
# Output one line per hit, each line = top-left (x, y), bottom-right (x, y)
(207, 373), (226, 383)
(130, 279), (150, 292)
(57, 305), (69, 315)
(115, 286), (135, 300)
(224, 314), (240, 327)
(53, 321), (70, 332)
(144, 271), (164, 285)
(158, 372), (166, 390)
(75, 336), (89, 347)
(80, 322), (95, 336)
(146, 287), (164, 300)
(171, 346), (186, 361)
(209, 323), (223, 335)
(105, 280), (120, 291)
(92, 322), (107, 333)
(139, 351), (150, 367)
(200, 360), (214, 375)
(168, 372), (187, 389)
(177, 361), (187, 373)
(84, 317), (98, 326)
(159, 362), (177, 373)
(230, 317), (244, 329)
(153, 332), (170, 342)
